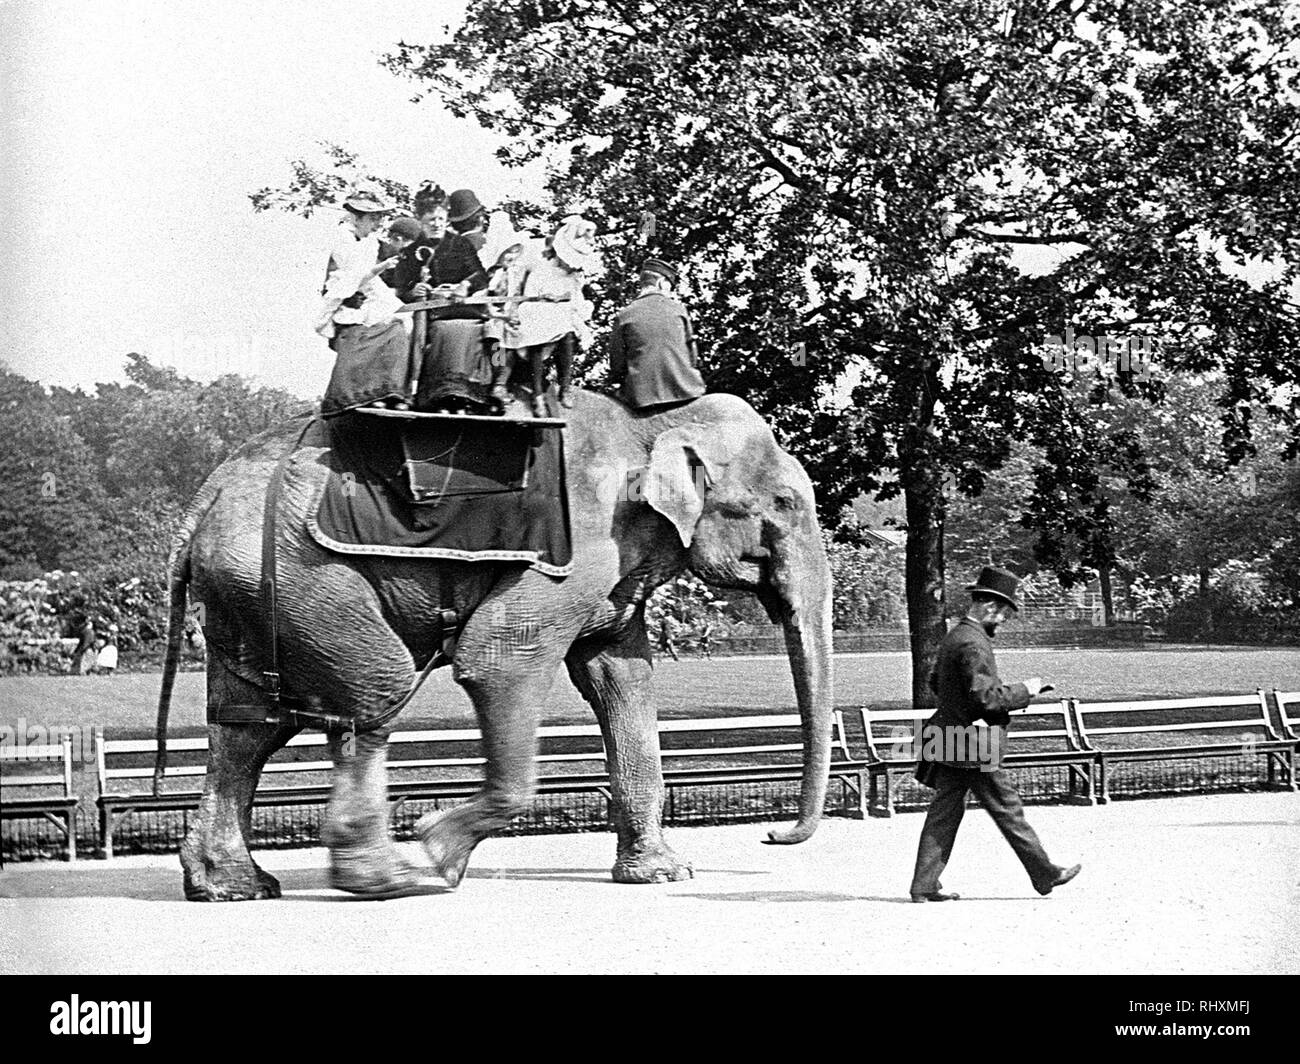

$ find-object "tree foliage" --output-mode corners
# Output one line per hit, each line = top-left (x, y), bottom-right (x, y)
(0, 357), (306, 581)
(377, 0), (1300, 702)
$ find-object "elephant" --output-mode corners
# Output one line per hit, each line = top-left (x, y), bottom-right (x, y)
(154, 389), (833, 900)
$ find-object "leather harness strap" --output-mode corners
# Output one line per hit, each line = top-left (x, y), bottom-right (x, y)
(251, 414), (462, 732)
(261, 416), (318, 716)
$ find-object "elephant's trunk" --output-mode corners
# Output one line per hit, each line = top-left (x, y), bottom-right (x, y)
(765, 531), (834, 845)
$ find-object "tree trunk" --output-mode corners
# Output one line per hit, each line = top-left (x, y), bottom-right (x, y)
(904, 487), (947, 708)
(1198, 564), (1213, 638)
(899, 384), (946, 709)
(1098, 565), (1115, 627)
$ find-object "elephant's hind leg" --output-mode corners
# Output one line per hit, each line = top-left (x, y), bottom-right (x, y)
(181, 721), (298, 902)
(566, 620), (694, 884)
(323, 727), (424, 898)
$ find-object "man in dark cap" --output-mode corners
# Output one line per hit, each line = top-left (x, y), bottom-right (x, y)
(608, 259), (706, 411)
(909, 566), (1082, 902)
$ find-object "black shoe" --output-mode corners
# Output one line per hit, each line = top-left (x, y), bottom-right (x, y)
(1035, 863), (1082, 896)
(910, 890), (961, 903)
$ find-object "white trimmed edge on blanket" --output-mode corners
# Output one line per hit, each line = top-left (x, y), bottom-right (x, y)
(306, 481), (575, 578)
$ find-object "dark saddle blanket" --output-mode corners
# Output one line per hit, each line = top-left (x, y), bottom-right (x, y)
(309, 413), (573, 576)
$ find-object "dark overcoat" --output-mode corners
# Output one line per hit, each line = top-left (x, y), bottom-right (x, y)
(608, 291), (706, 408)
(915, 616), (1030, 780)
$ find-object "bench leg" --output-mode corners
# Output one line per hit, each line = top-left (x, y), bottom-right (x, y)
(1098, 759), (1110, 805)
(66, 813), (76, 862)
(1269, 750), (1296, 791)
(101, 807), (114, 860)
(869, 769), (896, 818)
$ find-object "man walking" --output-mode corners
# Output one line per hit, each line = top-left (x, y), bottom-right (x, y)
(910, 566), (1082, 902)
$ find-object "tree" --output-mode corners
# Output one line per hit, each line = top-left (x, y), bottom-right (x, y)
(375, 0), (1300, 704)
(0, 369), (108, 577)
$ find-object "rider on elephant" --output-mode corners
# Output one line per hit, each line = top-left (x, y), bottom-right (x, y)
(386, 182), (451, 303)
(400, 188), (496, 413)
(315, 186), (409, 417)
(609, 259), (707, 413)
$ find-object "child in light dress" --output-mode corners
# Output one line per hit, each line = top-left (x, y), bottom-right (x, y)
(495, 216), (596, 417)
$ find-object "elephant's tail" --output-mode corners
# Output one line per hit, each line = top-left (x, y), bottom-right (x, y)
(153, 487), (219, 795)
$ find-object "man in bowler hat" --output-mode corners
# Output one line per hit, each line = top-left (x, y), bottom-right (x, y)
(910, 566), (1082, 902)
(609, 259), (707, 411)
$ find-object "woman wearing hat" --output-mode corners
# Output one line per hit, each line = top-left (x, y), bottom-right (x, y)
(406, 188), (498, 412)
(420, 188), (491, 297)
(315, 186), (411, 416)
(497, 215), (597, 416)
(387, 183), (451, 303)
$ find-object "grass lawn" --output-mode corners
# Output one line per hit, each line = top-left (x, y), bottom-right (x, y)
(3, 644), (1298, 738)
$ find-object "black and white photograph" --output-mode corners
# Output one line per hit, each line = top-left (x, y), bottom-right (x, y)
(0, 0), (1296, 1020)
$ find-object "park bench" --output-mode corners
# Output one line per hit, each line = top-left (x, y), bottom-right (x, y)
(1, 733), (80, 860)
(96, 726), (610, 858)
(96, 712), (861, 856)
(1273, 690), (1300, 745)
(859, 702), (1097, 817)
(1070, 690), (1296, 804)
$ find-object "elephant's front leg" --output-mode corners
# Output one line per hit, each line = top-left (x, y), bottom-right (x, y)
(323, 726), (423, 897)
(566, 622), (694, 884)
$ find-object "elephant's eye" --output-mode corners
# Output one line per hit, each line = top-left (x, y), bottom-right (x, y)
(714, 498), (755, 519)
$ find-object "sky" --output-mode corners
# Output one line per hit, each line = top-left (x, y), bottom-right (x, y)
(0, 0), (541, 398)
(2, 1), (1289, 403)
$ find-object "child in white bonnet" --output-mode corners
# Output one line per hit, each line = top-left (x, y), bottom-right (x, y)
(495, 215), (596, 417)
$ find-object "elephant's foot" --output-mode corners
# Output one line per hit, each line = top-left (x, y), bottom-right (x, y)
(180, 836), (281, 902)
(612, 843), (694, 884)
(328, 842), (424, 899)
(415, 811), (476, 890)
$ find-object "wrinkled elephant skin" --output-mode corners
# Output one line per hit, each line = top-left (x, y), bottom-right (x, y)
(156, 390), (834, 900)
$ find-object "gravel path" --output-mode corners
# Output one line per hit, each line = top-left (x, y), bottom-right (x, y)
(3, 792), (1296, 974)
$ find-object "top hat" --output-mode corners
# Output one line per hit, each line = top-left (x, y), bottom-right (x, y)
(551, 215), (599, 273)
(447, 189), (486, 223)
(342, 185), (394, 214)
(641, 258), (678, 285)
(965, 566), (1022, 610)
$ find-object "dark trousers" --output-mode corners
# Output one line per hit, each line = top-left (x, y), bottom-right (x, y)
(910, 762), (1058, 895)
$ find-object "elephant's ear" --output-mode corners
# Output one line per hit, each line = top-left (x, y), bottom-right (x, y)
(645, 426), (727, 547)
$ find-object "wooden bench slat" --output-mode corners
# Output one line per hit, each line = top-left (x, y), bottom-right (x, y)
(1073, 695), (1262, 714)
(1, 774), (68, 787)
(0, 746), (71, 761)
(658, 714), (803, 732)
(102, 736), (209, 754)
(1081, 720), (1270, 736)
